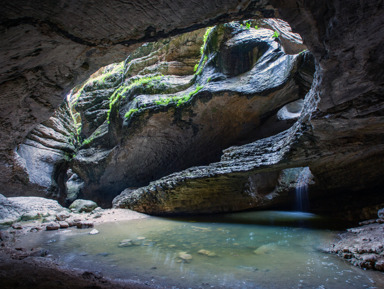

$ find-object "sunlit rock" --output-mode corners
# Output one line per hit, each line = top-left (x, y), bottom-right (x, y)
(198, 249), (217, 257)
(178, 251), (193, 262)
(89, 229), (99, 235)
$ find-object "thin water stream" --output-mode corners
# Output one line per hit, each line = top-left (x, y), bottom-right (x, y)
(16, 211), (384, 289)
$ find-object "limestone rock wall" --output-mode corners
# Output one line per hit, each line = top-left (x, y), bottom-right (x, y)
(1, 0), (273, 196)
(0, 1), (383, 218)
(15, 22), (312, 206)
(112, 1), (384, 216)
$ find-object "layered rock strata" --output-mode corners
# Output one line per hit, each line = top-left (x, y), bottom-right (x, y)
(330, 208), (384, 272)
(0, 0), (277, 197)
(114, 0), (384, 215)
(0, 1), (383, 218)
(15, 23), (313, 206)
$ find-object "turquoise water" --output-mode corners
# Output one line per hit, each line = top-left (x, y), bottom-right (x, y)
(18, 211), (384, 288)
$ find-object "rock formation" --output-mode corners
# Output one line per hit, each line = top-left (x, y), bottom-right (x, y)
(330, 208), (384, 271)
(0, 1), (383, 218)
(112, 1), (384, 215)
(14, 22), (313, 207)
(0, 0), (275, 197)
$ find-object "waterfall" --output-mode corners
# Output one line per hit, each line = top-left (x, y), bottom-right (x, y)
(295, 167), (312, 212)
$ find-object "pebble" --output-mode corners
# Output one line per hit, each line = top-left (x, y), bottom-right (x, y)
(29, 226), (41, 232)
(93, 213), (102, 219)
(89, 229), (99, 235)
(375, 259), (384, 270)
(46, 222), (60, 231)
(12, 223), (23, 230)
(178, 251), (192, 262)
(76, 221), (94, 229)
(29, 247), (49, 257)
(58, 221), (69, 228)
(67, 218), (82, 227)
(56, 211), (70, 221)
(198, 249), (217, 257)
(42, 216), (57, 223)
(253, 244), (275, 255)
(118, 239), (133, 247)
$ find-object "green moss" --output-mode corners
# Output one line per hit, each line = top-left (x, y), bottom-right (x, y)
(201, 27), (213, 55)
(193, 27), (214, 74)
(84, 62), (124, 90)
(195, 55), (208, 76)
(155, 98), (172, 106)
(107, 75), (165, 122)
(124, 108), (139, 119)
(272, 31), (280, 38)
(176, 85), (204, 107)
(82, 138), (92, 146)
(81, 130), (102, 146)
(207, 77), (212, 83)
(150, 84), (205, 109)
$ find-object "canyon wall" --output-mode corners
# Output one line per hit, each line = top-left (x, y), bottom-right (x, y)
(1, 1), (383, 217)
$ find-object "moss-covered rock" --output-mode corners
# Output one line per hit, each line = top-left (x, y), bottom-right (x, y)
(16, 21), (315, 208)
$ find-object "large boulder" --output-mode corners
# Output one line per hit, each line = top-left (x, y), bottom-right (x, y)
(0, 194), (67, 225)
(69, 199), (98, 213)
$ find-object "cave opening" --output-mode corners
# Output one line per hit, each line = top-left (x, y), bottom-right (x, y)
(2, 1), (384, 288)
(15, 18), (315, 209)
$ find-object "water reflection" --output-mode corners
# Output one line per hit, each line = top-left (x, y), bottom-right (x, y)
(17, 211), (384, 289)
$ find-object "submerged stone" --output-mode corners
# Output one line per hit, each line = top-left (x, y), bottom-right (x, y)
(118, 239), (133, 247)
(198, 249), (217, 257)
(253, 244), (276, 255)
(178, 251), (193, 262)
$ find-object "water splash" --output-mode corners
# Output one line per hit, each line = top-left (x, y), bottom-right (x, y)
(295, 167), (312, 211)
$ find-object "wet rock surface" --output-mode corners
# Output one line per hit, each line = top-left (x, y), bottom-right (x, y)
(0, 0), (381, 217)
(13, 22), (314, 207)
(330, 214), (384, 272)
(113, 0), (384, 215)
(1, 0), (272, 198)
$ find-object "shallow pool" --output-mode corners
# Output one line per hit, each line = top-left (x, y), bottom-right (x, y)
(17, 211), (384, 288)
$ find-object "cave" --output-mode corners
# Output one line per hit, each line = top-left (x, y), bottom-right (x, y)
(1, 1), (384, 288)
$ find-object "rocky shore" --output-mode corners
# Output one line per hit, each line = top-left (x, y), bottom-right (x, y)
(329, 209), (384, 272)
(0, 194), (150, 289)
(1, 194), (384, 289)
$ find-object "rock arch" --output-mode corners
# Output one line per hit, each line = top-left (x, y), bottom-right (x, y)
(1, 0), (383, 214)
